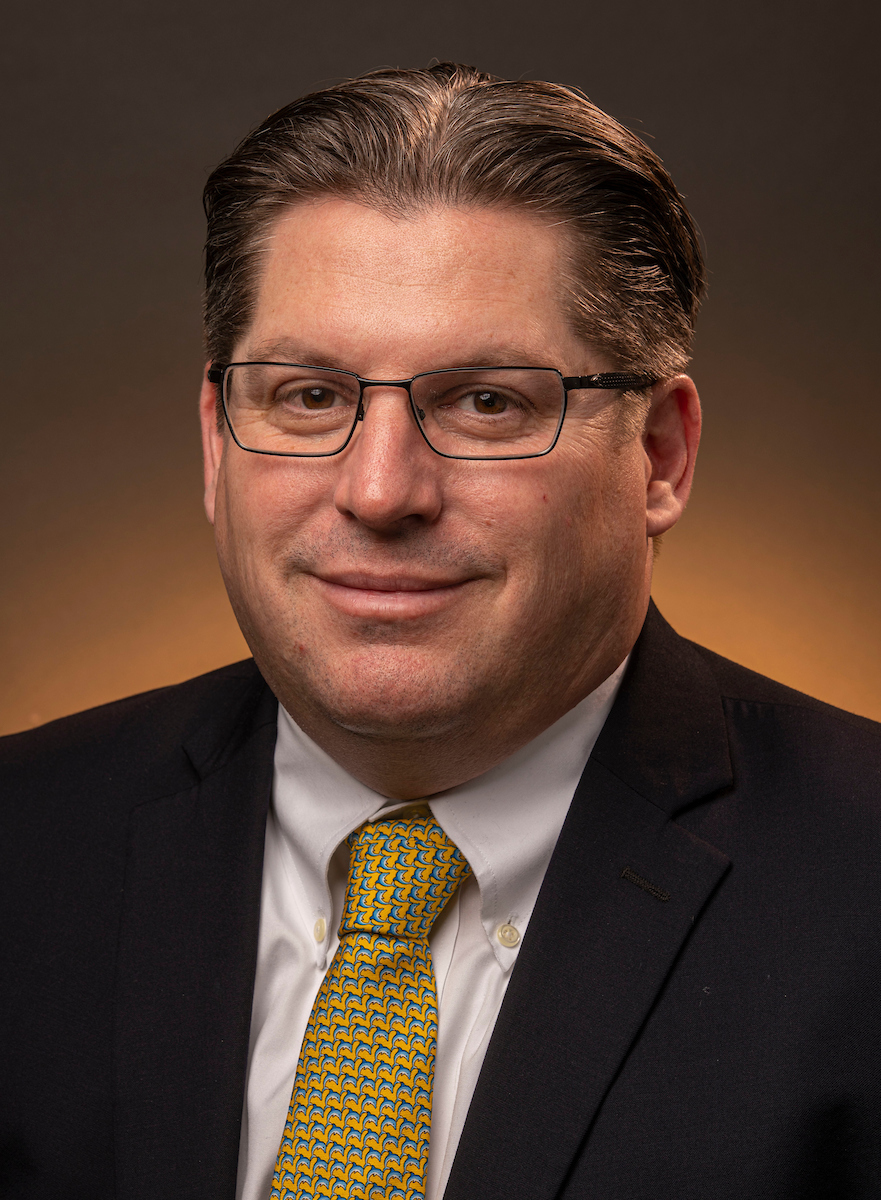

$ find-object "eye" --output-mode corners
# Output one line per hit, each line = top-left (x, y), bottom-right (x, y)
(456, 389), (510, 415)
(298, 386), (338, 410)
(274, 381), (353, 410)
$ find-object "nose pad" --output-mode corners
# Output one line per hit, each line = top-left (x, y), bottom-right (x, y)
(352, 384), (423, 444)
(342, 382), (442, 464)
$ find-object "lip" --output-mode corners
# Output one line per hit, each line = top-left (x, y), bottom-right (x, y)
(310, 570), (477, 619)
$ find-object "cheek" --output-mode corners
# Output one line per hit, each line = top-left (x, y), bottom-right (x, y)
(525, 447), (647, 587)
(214, 455), (325, 577)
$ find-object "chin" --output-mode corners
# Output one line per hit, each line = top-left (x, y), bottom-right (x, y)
(331, 664), (471, 740)
(332, 709), (462, 741)
(276, 645), (480, 742)
(314, 687), (471, 742)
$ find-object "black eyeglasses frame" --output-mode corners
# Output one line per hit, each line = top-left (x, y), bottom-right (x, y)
(207, 362), (656, 461)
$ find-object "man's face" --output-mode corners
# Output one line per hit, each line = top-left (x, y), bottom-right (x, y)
(201, 199), (694, 791)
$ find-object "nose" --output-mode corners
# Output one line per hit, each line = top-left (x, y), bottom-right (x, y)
(332, 386), (444, 531)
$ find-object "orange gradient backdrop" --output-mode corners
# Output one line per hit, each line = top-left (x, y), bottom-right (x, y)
(2, 0), (878, 734)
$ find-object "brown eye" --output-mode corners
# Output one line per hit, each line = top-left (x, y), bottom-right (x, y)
(301, 387), (336, 410)
(471, 390), (507, 415)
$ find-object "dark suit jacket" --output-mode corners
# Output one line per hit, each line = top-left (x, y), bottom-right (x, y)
(2, 605), (880, 1198)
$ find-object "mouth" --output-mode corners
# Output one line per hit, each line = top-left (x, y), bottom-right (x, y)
(310, 569), (478, 620)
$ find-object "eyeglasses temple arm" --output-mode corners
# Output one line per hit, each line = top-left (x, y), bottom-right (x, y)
(562, 372), (655, 391)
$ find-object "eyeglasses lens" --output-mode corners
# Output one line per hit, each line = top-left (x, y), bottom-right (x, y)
(411, 369), (564, 458)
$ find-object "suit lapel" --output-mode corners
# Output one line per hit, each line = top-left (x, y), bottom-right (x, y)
(113, 671), (277, 1200)
(445, 605), (734, 1200)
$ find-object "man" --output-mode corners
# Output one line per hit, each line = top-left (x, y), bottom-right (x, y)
(1, 62), (879, 1199)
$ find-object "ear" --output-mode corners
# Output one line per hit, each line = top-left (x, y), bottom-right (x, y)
(199, 363), (224, 525)
(642, 375), (701, 538)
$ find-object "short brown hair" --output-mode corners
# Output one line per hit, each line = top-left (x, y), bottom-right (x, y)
(203, 63), (705, 378)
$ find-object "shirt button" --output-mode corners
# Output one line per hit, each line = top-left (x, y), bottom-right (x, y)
(313, 917), (327, 943)
(496, 923), (520, 948)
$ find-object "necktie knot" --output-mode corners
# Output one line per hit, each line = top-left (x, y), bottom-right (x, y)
(340, 811), (471, 941)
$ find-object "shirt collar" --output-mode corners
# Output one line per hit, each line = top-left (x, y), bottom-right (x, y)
(272, 660), (626, 967)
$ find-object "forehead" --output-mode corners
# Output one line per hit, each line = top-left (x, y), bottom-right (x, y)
(241, 199), (590, 373)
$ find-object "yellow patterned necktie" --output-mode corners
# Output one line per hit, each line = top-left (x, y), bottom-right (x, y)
(271, 809), (472, 1199)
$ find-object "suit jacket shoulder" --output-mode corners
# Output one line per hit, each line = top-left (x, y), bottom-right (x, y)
(589, 605), (880, 812)
(0, 659), (277, 1199)
(690, 633), (880, 732)
(0, 657), (272, 791)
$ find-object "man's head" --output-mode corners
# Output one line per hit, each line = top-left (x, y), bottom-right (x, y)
(199, 64), (703, 798)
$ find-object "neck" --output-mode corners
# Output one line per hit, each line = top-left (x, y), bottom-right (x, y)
(261, 633), (634, 799)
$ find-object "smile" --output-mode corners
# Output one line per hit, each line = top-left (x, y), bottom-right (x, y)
(311, 571), (476, 620)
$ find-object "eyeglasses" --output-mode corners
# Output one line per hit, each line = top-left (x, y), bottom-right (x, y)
(207, 362), (655, 461)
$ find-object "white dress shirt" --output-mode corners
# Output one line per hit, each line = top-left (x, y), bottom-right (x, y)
(236, 661), (626, 1200)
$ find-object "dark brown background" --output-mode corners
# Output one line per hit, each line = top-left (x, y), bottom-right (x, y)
(2, 0), (879, 735)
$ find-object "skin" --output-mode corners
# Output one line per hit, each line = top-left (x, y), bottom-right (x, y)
(200, 199), (701, 799)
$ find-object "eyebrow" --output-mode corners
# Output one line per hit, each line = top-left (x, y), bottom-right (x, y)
(242, 339), (353, 371)
(239, 338), (561, 374)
